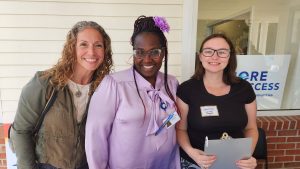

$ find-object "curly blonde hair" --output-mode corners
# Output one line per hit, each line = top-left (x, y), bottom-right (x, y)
(43, 21), (113, 94)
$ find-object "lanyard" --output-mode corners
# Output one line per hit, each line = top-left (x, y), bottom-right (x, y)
(155, 99), (171, 136)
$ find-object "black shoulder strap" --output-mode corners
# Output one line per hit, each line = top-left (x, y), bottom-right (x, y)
(9, 88), (58, 138)
(32, 88), (58, 135)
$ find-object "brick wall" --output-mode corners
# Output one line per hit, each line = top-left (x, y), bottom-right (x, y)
(0, 125), (7, 169)
(256, 115), (300, 169)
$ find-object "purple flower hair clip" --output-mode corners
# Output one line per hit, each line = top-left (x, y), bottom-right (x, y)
(153, 16), (170, 33)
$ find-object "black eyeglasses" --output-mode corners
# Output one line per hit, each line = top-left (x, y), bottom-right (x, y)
(133, 48), (162, 59)
(201, 48), (230, 58)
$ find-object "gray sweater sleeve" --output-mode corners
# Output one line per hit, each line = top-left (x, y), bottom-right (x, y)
(11, 72), (49, 169)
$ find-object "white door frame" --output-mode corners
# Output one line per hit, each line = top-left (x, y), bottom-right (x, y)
(181, 0), (198, 81)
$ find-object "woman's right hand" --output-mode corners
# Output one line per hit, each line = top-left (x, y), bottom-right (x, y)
(188, 148), (217, 169)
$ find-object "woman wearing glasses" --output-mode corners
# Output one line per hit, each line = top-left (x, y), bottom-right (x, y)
(85, 15), (180, 169)
(176, 34), (258, 169)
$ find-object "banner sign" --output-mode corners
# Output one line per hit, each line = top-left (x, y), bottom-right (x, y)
(236, 55), (290, 109)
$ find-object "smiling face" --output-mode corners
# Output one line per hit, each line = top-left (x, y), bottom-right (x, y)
(133, 32), (164, 86)
(199, 37), (230, 75)
(75, 28), (105, 76)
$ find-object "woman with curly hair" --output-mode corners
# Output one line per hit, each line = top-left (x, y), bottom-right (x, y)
(11, 21), (113, 169)
(85, 15), (180, 169)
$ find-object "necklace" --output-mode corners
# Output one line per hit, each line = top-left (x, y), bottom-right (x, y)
(68, 80), (91, 98)
(75, 85), (82, 97)
(72, 82), (82, 97)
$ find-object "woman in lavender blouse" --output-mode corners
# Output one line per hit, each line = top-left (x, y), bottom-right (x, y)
(85, 15), (180, 169)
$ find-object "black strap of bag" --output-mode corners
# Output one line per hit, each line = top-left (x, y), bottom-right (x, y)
(9, 88), (58, 138)
(32, 89), (58, 135)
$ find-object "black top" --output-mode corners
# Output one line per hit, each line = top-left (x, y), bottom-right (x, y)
(177, 78), (256, 164)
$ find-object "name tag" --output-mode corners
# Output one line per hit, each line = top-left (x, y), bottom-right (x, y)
(200, 106), (219, 117)
(163, 111), (180, 128)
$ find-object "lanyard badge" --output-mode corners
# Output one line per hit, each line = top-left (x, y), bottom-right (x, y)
(155, 99), (180, 136)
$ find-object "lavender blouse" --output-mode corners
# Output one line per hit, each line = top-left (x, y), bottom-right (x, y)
(85, 67), (180, 169)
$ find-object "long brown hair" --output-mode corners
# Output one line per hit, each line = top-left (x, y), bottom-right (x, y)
(43, 21), (113, 94)
(192, 33), (240, 84)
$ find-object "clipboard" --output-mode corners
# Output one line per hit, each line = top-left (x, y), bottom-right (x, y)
(204, 137), (252, 169)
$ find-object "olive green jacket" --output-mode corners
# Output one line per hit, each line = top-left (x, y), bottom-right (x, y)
(11, 72), (89, 169)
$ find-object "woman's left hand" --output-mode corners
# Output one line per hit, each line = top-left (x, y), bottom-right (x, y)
(236, 156), (257, 169)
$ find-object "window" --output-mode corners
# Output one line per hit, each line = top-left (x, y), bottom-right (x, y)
(197, 0), (300, 110)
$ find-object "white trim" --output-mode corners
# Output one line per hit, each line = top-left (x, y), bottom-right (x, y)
(181, 0), (198, 82)
(257, 110), (300, 116)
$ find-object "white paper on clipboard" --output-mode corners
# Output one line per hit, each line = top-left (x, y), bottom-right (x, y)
(204, 137), (252, 169)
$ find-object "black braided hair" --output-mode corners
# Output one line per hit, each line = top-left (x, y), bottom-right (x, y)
(131, 15), (176, 122)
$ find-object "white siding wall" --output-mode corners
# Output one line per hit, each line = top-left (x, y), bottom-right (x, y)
(0, 0), (184, 123)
